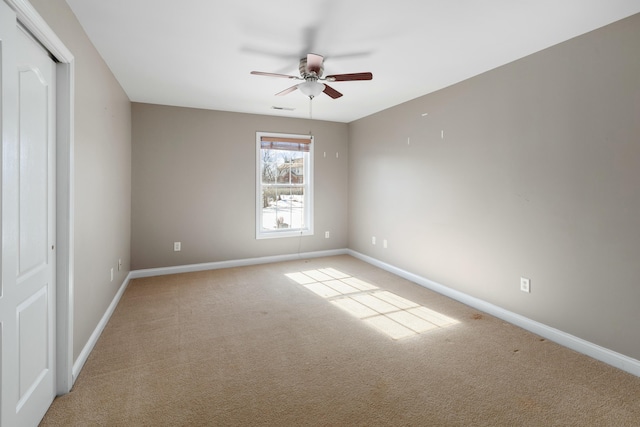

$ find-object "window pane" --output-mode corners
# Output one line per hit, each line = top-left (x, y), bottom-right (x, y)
(261, 186), (305, 231)
(276, 156), (304, 185)
(261, 150), (277, 184)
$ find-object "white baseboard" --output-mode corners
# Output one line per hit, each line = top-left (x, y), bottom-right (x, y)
(71, 249), (348, 380)
(72, 272), (133, 382)
(129, 248), (348, 279)
(347, 249), (640, 378)
(74, 248), (640, 381)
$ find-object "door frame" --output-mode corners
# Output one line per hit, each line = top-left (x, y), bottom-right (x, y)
(5, 0), (75, 394)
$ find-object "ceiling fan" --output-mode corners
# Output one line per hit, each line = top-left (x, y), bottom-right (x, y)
(251, 53), (373, 99)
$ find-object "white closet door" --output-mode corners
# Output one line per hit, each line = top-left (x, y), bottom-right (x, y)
(1, 2), (57, 425)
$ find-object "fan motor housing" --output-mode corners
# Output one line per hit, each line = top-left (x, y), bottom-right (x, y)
(299, 58), (323, 79)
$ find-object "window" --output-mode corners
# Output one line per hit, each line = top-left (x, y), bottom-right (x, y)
(256, 132), (313, 239)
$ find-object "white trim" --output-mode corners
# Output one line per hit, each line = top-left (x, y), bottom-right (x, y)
(73, 249), (346, 377)
(75, 248), (640, 381)
(72, 273), (132, 381)
(130, 249), (347, 279)
(54, 57), (74, 395)
(4, 0), (73, 62)
(347, 249), (640, 377)
(5, 0), (76, 394)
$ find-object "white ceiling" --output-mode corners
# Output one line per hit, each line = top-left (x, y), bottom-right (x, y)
(65, 0), (640, 123)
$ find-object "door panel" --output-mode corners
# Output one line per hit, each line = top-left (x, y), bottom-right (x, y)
(14, 26), (56, 426)
(18, 64), (50, 276)
(0, 6), (57, 424)
(17, 287), (49, 407)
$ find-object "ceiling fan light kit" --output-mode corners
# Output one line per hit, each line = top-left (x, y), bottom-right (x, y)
(251, 53), (373, 100)
(298, 81), (325, 98)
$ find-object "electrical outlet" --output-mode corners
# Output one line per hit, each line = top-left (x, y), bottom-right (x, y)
(174, 241), (181, 251)
(325, 231), (330, 238)
(110, 268), (114, 282)
(383, 239), (388, 249)
(520, 277), (531, 293)
(118, 258), (122, 271)
(372, 236), (376, 245)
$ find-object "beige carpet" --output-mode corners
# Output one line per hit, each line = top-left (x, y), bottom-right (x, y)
(41, 255), (640, 426)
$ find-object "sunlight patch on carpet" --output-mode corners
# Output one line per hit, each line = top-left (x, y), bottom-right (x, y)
(285, 268), (459, 340)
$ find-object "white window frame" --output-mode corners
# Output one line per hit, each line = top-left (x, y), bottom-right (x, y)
(256, 131), (314, 239)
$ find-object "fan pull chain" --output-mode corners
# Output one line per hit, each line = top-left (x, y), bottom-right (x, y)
(309, 98), (313, 138)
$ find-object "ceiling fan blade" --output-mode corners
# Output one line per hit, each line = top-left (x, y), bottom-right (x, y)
(325, 72), (373, 82)
(323, 84), (343, 99)
(275, 85), (299, 96)
(306, 53), (324, 74)
(251, 71), (299, 79)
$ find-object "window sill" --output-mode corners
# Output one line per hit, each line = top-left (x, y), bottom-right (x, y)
(256, 229), (314, 240)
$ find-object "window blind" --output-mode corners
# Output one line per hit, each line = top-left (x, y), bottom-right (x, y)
(260, 136), (312, 152)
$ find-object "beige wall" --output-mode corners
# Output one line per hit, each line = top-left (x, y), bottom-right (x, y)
(27, 1), (640, 367)
(348, 14), (640, 360)
(30, 0), (132, 361)
(131, 104), (348, 269)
